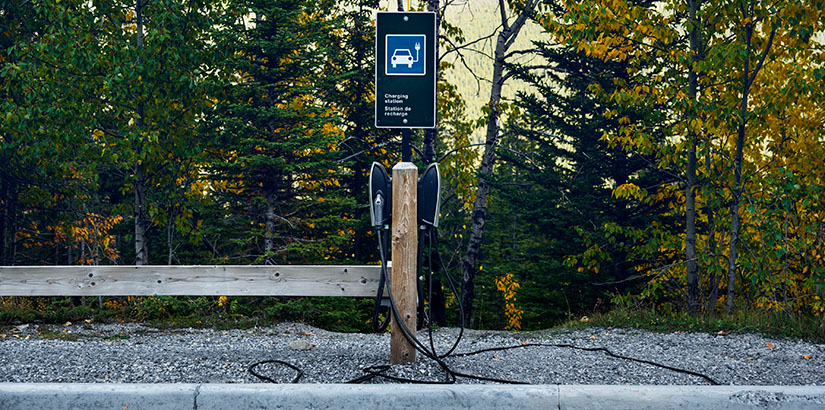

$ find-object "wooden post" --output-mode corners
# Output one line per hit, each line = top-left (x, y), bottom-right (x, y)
(391, 162), (417, 364)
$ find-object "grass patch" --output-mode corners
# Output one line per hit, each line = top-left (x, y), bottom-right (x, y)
(37, 330), (81, 341)
(560, 307), (825, 343)
(146, 313), (260, 330)
(1, 296), (375, 333)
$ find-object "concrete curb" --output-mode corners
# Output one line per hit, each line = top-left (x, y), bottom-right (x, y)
(2, 383), (824, 409)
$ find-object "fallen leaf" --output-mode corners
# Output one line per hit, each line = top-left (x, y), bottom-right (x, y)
(492, 355), (500, 359)
(716, 330), (730, 336)
(64, 321), (72, 326)
(522, 340), (530, 346)
(745, 357), (753, 361)
(590, 335), (597, 339)
(766, 342), (775, 349)
(803, 355), (812, 360)
(0, 334), (5, 339)
(299, 331), (316, 336)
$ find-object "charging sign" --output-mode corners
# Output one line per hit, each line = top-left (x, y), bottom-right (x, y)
(386, 34), (426, 76)
(375, 12), (436, 129)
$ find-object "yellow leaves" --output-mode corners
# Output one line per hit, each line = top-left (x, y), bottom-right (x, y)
(613, 183), (647, 202)
(321, 178), (340, 187)
(766, 342), (775, 349)
(60, 213), (124, 265)
(495, 273), (523, 330)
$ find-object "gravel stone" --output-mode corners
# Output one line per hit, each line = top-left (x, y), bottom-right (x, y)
(1, 322), (823, 385)
(289, 340), (314, 350)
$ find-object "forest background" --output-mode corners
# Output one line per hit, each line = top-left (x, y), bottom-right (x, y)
(1, 0), (824, 337)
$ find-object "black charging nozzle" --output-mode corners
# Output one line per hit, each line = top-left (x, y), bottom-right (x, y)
(369, 162), (392, 229)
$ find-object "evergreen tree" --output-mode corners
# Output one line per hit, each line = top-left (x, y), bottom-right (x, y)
(321, 0), (397, 263)
(208, 0), (351, 264)
(484, 28), (673, 326)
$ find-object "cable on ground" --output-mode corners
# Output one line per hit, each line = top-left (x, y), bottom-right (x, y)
(248, 225), (720, 386)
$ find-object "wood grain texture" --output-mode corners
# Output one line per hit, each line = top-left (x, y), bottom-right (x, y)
(390, 162), (418, 364)
(0, 265), (387, 297)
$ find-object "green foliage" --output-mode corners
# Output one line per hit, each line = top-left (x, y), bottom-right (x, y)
(204, 0), (354, 264)
(3, 0), (823, 333)
(565, 307), (825, 343)
(0, 296), (373, 333)
(0, 297), (94, 324)
(475, 18), (671, 329)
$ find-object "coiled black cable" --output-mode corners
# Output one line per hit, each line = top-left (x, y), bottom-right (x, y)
(249, 225), (720, 386)
(248, 360), (303, 383)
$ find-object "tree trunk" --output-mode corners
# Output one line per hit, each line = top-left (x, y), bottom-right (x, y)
(134, 0), (148, 266)
(460, 0), (537, 327)
(704, 145), (720, 313)
(167, 210), (175, 265)
(684, 0), (702, 316)
(726, 126), (744, 315)
(726, 18), (775, 315)
(135, 163), (148, 265)
(0, 177), (9, 266)
(422, 0), (440, 164)
(265, 190), (276, 265)
(727, 71), (748, 314)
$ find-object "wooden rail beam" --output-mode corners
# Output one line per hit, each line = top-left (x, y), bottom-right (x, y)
(0, 265), (386, 297)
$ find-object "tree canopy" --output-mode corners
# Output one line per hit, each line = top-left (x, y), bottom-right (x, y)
(2, 0), (824, 329)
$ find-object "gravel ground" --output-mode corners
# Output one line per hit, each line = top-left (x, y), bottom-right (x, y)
(1, 322), (823, 385)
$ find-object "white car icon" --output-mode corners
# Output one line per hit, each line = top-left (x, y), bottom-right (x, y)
(391, 49), (414, 68)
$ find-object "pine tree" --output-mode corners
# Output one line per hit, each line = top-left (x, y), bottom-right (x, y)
(486, 25), (672, 326)
(209, 0), (350, 264)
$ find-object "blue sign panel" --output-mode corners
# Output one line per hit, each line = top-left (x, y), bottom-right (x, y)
(385, 34), (426, 76)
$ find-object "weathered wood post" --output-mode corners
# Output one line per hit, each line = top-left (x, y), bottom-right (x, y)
(390, 162), (418, 364)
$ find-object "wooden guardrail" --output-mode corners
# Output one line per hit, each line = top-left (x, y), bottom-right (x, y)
(0, 265), (387, 297)
(1, 164), (421, 365)
(1, 165), (421, 365)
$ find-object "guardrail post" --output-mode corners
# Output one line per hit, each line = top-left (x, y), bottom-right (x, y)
(391, 162), (417, 364)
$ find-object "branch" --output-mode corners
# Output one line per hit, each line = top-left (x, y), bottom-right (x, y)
(440, 36), (488, 93)
(437, 142), (486, 163)
(502, 0), (540, 52)
(498, 0), (510, 32)
(499, 146), (543, 173)
(748, 26), (776, 87)
(504, 48), (542, 60)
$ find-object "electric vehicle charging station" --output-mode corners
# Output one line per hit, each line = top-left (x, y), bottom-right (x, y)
(369, 161), (443, 364)
(374, 11), (438, 364)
